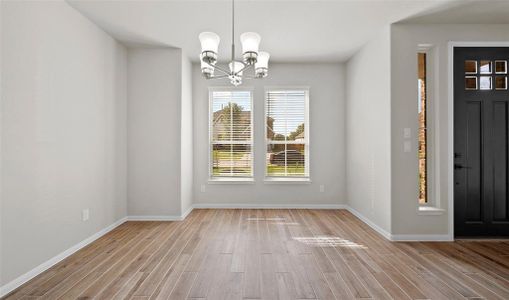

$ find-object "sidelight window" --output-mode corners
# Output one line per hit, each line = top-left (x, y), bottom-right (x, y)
(418, 52), (428, 204)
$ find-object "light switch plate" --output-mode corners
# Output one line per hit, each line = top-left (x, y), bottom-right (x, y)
(200, 185), (206, 193)
(403, 128), (411, 138)
(319, 185), (325, 193)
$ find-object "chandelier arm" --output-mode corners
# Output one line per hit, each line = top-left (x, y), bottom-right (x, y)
(208, 75), (229, 80)
(235, 63), (253, 76)
(203, 60), (231, 76)
(214, 65), (232, 76)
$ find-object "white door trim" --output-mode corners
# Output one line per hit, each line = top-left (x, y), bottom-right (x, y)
(447, 41), (509, 240)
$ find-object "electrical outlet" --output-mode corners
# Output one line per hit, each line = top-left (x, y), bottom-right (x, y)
(82, 209), (90, 221)
(200, 185), (206, 193)
(319, 185), (325, 193)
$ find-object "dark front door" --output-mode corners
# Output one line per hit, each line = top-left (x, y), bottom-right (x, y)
(454, 47), (509, 237)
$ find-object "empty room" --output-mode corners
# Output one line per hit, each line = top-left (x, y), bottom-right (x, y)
(1, 0), (509, 299)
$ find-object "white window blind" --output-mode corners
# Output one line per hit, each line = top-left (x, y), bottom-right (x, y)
(210, 90), (253, 177)
(265, 89), (309, 177)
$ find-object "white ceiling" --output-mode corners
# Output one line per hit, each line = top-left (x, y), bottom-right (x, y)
(401, 0), (509, 24)
(68, 0), (499, 62)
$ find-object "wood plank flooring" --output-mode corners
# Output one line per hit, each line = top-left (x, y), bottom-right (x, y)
(3, 209), (509, 299)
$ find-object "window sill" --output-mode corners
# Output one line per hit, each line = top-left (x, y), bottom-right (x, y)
(208, 178), (255, 184)
(264, 177), (311, 184)
(417, 206), (445, 216)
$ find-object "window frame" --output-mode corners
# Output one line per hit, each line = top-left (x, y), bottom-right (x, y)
(264, 87), (310, 181)
(208, 87), (255, 181)
(417, 45), (442, 212)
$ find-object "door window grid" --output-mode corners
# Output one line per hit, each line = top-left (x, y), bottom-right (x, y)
(464, 59), (508, 91)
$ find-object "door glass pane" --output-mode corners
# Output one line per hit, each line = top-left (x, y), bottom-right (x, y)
(465, 76), (478, 90)
(465, 60), (477, 74)
(480, 60), (492, 74)
(480, 76), (492, 90)
(495, 60), (507, 74)
(495, 76), (507, 90)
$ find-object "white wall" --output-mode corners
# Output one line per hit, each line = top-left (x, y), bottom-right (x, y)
(0, 0), (4, 288)
(193, 63), (346, 206)
(390, 24), (509, 236)
(346, 26), (392, 233)
(181, 54), (193, 215)
(127, 48), (183, 217)
(1, 0), (127, 287)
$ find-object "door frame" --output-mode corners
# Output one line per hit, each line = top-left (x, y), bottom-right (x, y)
(447, 41), (509, 239)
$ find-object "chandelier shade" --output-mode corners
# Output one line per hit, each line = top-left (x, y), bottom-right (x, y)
(199, 32), (220, 63)
(228, 61), (244, 86)
(198, 0), (269, 85)
(198, 32), (220, 53)
(201, 58), (215, 78)
(240, 32), (261, 63)
(255, 51), (270, 77)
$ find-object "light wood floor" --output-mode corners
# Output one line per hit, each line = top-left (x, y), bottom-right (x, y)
(3, 209), (509, 300)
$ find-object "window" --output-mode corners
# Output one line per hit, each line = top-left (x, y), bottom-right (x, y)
(265, 89), (309, 178)
(210, 90), (253, 178)
(418, 52), (428, 204)
(416, 45), (443, 214)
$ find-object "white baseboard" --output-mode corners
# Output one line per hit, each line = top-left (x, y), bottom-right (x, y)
(192, 203), (347, 209)
(344, 207), (453, 242)
(127, 215), (184, 221)
(181, 205), (194, 219)
(0, 217), (128, 298)
(390, 234), (453, 242)
(345, 206), (393, 241)
(126, 206), (194, 222)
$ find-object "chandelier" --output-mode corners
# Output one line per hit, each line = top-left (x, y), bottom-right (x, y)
(198, 0), (270, 86)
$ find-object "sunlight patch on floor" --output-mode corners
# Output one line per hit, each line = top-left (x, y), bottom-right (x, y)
(293, 236), (368, 249)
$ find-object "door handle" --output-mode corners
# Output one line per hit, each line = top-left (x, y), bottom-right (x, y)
(454, 164), (471, 170)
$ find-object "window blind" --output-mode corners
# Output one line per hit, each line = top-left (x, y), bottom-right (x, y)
(210, 90), (253, 177)
(266, 89), (309, 177)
